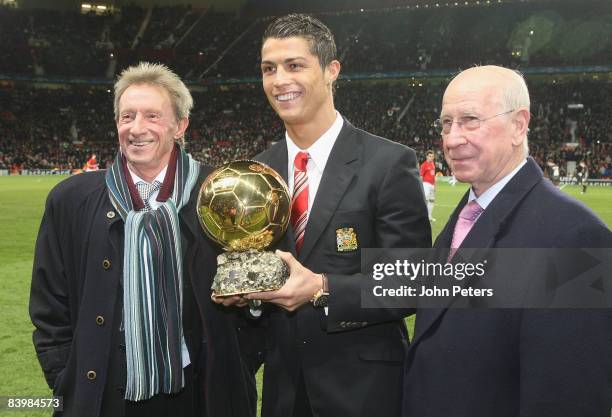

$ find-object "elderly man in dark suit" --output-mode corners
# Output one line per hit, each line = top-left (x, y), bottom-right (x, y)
(214, 13), (431, 417)
(402, 65), (612, 417)
(30, 62), (252, 417)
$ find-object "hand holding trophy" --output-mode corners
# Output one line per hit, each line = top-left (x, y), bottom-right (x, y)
(197, 160), (291, 297)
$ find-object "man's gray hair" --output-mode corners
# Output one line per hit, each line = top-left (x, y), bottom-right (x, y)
(114, 62), (193, 145)
(502, 69), (530, 156)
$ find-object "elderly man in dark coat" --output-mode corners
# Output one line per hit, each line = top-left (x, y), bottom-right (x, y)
(30, 62), (253, 417)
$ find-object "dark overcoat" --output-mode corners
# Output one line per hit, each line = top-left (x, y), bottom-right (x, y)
(30, 167), (254, 417)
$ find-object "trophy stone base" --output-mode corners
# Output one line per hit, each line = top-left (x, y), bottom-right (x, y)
(211, 249), (289, 296)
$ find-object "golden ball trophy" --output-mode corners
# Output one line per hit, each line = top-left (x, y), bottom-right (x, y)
(197, 160), (291, 296)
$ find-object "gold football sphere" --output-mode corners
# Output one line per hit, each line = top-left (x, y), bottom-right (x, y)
(197, 160), (291, 251)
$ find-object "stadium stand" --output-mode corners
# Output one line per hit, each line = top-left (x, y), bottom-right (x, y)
(1, 1), (610, 78)
(1, 79), (609, 178)
(0, 0), (610, 179)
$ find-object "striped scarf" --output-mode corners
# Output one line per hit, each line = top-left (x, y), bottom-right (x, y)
(105, 146), (199, 401)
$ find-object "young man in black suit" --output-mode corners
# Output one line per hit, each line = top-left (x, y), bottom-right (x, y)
(243, 13), (431, 417)
(403, 65), (612, 417)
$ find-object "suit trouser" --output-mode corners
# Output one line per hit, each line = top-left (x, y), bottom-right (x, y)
(293, 370), (313, 417)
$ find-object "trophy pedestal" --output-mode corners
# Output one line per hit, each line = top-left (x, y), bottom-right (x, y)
(212, 249), (289, 296)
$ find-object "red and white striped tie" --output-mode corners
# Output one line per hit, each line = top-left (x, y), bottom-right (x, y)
(291, 151), (309, 254)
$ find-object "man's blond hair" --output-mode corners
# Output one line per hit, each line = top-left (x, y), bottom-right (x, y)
(114, 62), (193, 145)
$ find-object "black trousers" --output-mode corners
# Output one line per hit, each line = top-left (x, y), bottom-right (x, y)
(124, 364), (197, 417)
(292, 371), (313, 417)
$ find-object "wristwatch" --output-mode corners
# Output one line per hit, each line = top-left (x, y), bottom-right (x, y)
(311, 273), (329, 308)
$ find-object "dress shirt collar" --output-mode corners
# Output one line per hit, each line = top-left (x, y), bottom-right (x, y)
(285, 111), (344, 175)
(128, 165), (168, 186)
(468, 159), (527, 209)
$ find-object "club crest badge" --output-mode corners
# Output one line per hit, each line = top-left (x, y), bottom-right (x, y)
(336, 227), (358, 252)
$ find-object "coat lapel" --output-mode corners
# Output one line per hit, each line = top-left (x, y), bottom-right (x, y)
(258, 140), (297, 255)
(298, 120), (361, 263)
(410, 158), (544, 349)
(180, 196), (199, 245)
(262, 140), (289, 184)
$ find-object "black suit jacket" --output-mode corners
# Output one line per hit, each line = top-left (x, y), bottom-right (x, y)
(403, 158), (612, 417)
(255, 118), (431, 417)
(30, 167), (253, 417)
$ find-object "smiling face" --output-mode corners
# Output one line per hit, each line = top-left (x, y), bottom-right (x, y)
(440, 67), (529, 195)
(261, 36), (339, 131)
(116, 83), (188, 181)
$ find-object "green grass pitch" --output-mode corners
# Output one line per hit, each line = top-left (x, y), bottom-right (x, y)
(0, 175), (610, 416)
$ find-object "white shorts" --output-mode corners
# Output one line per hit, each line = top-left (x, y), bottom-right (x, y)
(422, 182), (435, 201)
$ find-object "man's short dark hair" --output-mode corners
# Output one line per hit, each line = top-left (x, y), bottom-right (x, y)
(263, 13), (337, 68)
(427, 150), (434, 156)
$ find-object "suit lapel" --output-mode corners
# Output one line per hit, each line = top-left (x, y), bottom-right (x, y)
(263, 140), (289, 184)
(260, 140), (297, 255)
(410, 158), (544, 349)
(299, 121), (361, 263)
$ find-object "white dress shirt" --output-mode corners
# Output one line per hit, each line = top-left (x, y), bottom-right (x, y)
(286, 111), (344, 215)
(467, 159), (528, 208)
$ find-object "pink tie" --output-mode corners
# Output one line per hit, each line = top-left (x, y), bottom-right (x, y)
(291, 152), (309, 254)
(449, 200), (483, 258)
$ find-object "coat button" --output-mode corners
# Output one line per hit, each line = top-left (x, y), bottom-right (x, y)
(102, 259), (111, 270)
(106, 211), (116, 219)
(86, 370), (97, 380)
(95, 316), (105, 326)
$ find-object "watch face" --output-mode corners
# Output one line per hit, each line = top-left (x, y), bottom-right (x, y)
(313, 294), (329, 308)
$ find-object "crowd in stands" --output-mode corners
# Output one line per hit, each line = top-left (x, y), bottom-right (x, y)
(0, 1), (610, 80)
(1, 78), (610, 179)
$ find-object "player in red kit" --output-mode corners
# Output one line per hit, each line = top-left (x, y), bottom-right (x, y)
(420, 150), (436, 221)
(84, 153), (99, 171)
